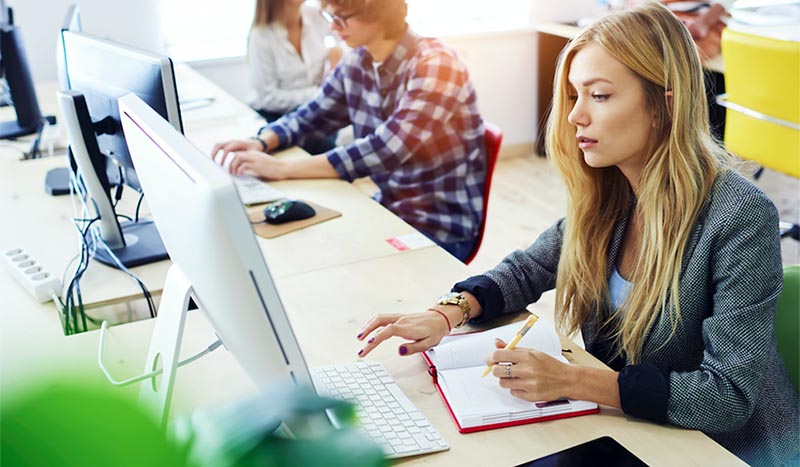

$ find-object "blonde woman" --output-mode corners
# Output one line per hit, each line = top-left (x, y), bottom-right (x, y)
(356, 2), (798, 465)
(247, 0), (341, 153)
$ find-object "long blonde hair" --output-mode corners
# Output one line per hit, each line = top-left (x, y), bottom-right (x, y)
(546, 1), (727, 363)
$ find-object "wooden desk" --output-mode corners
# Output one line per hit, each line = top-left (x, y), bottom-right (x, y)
(1, 246), (744, 466)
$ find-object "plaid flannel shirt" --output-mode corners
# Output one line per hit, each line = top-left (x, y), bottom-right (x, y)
(263, 29), (486, 246)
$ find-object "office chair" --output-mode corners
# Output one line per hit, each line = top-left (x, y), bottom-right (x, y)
(464, 122), (503, 265)
(775, 265), (800, 394)
(717, 28), (800, 240)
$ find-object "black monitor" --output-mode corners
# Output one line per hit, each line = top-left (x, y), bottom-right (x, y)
(59, 30), (183, 268)
(0, 16), (44, 139)
(0, 0), (9, 26)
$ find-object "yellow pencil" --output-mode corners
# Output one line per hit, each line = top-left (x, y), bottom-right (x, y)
(481, 313), (539, 378)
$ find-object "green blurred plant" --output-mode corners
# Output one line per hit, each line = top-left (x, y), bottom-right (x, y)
(177, 385), (386, 467)
(1, 380), (385, 467)
(1, 379), (190, 467)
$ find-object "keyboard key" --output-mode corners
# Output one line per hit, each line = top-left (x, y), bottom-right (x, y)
(310, 362), (449, 459)
(233, 175), (284, 205)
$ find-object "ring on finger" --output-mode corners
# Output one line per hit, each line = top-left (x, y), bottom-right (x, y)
(504, 363), (512, 378)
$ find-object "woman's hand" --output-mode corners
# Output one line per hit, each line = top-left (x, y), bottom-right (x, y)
(486, 338), (577, 402)
(356, 310), (452, 358)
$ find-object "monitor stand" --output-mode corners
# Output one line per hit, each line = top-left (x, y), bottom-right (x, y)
(44, 166), (73, 196)
(58, 90), (168, 267)
(0, 118), (39, 139)
(89, 219), (169, 268)
(45, 162), (122, 196)
(139, 264), (194, 428)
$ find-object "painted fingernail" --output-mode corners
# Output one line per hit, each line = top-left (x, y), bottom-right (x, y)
(358, 349), (364, 355)
(368, 337), (375, 344)
(399, 346), (408, 356)
(357, 332), (363, 338)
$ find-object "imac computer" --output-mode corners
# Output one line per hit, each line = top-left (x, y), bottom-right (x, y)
(118, 94), (448, 458)
(0, 1), (46, 139)
(58, 30), (182, 268)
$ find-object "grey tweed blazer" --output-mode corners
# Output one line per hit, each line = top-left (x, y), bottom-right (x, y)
(481, 170), (799, 466)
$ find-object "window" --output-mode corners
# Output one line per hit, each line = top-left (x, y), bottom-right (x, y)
(159, 0), (255, 62)
(158, 0), (534, 63)
(407, 0), (534, 37)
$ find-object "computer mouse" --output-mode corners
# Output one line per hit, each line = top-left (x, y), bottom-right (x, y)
(263, 199), (316, 224)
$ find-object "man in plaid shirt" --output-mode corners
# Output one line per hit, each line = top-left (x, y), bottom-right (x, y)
(212, 0), (487, 261)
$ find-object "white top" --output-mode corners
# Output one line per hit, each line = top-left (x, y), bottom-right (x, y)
(247, 3), (331, 113)
(608, 265), (633, 312)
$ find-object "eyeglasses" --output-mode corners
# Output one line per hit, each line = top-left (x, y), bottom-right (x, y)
(320, 9), (358, 29)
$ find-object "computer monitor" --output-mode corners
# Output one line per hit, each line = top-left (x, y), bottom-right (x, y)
(118, 93), (312, 423)
(0, 14), (44, 139)
(59, 30), (182, 268)
(57, 4), (82, 92)
(63, 30), (183, 191)
(0, 0), (9, 26)
(46, 4), (84, 196)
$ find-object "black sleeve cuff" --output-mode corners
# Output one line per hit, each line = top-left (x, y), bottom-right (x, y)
(452, 275), (505, 324)
(618, 363), (670, 424)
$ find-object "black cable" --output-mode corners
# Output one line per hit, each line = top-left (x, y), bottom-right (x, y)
(63, 224), (89, 334)
(76, 278), (88, 332)
(134, 191), (145, 223)
(112, 167), (124, 208)
(63, 217), (100, 335)
(27, 120), (45, 160)
(98, 238), (157, 319)
(65, 224), (92, 333)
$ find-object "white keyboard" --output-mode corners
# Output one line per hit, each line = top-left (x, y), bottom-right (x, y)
(311, 361), (449, 459)
(233, 175), (285, 206)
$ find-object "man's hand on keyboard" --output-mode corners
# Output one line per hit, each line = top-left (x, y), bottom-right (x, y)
(212, 148), (288, 180)
(211, 139), (262, 160)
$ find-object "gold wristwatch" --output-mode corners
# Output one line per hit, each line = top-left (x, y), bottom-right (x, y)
(436, 292), (471, 328)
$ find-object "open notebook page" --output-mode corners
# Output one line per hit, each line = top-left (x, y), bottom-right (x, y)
(426, 319), (564, 371)
(436, 364), (597, 427)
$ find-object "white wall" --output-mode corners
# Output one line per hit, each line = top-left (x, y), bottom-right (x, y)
(12, 0), (164, 84)
(22, 0), (604, 147)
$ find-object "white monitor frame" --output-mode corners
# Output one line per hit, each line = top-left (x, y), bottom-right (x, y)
(118, 93), (313, 426)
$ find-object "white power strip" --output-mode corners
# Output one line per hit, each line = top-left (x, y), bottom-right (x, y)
(2, 248), (62, 303)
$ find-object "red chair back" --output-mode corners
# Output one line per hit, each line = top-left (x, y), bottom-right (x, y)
(464, 122), (502, 264)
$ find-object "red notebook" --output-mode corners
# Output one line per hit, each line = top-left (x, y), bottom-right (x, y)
(421, 320), (599, 433)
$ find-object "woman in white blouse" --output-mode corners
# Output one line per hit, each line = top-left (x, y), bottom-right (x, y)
(248, 0), (341, 153)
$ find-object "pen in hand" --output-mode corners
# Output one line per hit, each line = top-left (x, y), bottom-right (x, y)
(481, 313), (539, 378)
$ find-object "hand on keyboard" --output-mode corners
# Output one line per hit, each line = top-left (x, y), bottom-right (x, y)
(210, 138), (263, 162)
(211, 144), (287, 181)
